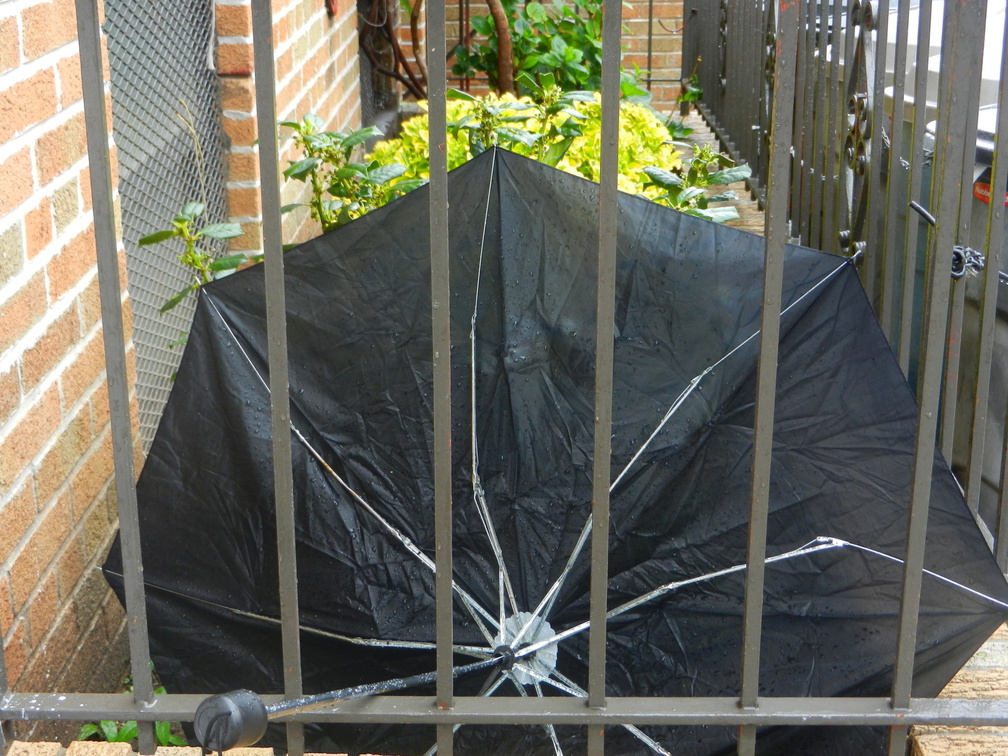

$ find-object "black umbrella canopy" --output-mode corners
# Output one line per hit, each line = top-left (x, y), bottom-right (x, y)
(105, 148), (1008, 755)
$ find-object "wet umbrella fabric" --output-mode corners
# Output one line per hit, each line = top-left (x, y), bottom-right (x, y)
(105, 148), (1008, 755)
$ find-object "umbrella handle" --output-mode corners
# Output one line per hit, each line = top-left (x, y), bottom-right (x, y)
(192, 655), (505, 751)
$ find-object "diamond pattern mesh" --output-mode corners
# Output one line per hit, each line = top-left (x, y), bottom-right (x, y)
(104, 0), (229, 448)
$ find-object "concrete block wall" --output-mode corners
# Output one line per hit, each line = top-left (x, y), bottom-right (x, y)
(0, 0), (138, 739)
(216, 0), (362, 253)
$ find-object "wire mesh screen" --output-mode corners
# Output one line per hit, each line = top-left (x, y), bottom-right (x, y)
(103, 0), (229, 448)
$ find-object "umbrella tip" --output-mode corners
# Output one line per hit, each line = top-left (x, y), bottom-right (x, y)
(494, 644), (517, 671)
(194, 689), (268, 752)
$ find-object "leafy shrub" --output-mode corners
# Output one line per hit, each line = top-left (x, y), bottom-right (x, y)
(452, 0), (645, 97)
(368, 88), (683, 198)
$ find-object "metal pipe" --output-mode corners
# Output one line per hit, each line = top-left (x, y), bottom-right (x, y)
(737, 2), (799, 754)
(73, 0), (155, 751)
(586, 1), (623, 752)
(249, 1), (304, 753)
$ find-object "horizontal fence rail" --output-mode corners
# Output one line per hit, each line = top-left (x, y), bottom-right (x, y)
(3, 0), (1008, 755)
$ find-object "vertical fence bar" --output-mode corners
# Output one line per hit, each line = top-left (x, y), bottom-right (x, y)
(880, 0), (912, 343)
(737, 2), (798, 754)
(897, 0), (935, 376)
(979, 16), (1008, 558)
(249, 2), (304, 754)
(790, 0), (809, 243)
(797, 0), (817, 245)
(809, 0), (831, 250)
(833, 1), (859, 260)
(940, 0), (987, 461)
(822, 0), (845, 255)
(74, 1), (156, 751)
(968, 12), (1008, 519)
(887, 1), (971, 753)
(586, 1), (622, 752)
(426, 0), (453, 751)
(863, 0), (890, 310)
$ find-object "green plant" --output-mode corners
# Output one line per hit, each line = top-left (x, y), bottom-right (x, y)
(642, 143), (752, 222)
(368, 89), (684, 200)
(78, 686), (187, 747)
(452, 0), (644, 97)
(138, 202), (250, 314)
(678, 57), (703, 104)
(279, 115), (424, 233)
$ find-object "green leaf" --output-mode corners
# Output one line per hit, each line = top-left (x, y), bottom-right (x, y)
(115, 722), (138, 743)
(708, 190), (738, 202)
(677, 186), (706, 203)
(280, 203), (304, 215)
(209, 254), (249, 272)
(542, 137), (574, 167)
(343, 126), (384, 150)
(99, 721), (120, 741)
(525, 2), (548, 22)
(694, 205), (741, 223)
(283, 157), (321, 179)
(367, 163), (407, 185)
(447, 88), (479, 101)
(199, 222), (244, 240)
(643, 166), (683, 188)
(78, 723), (101, 740)
(137, 229), (176, 246)
(160, 285), (198, 313)
(180, 202), (205, 219)
(708, 164), (752, 185)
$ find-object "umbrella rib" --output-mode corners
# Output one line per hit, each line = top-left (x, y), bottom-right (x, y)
(516, 538), (844, 660)
(101, 567), (493, 657)
(468, 149), (520, 619)
(831, 538), (1008, 610)
(419, 668), (508, 756)
(532, 681), (565, 756)
(515, 257), (857, 645)
(203, 296), (501, 642)
(542, 670), (670, 755)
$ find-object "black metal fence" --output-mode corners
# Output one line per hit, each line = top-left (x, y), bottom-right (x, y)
(4, 1), (1008, 756)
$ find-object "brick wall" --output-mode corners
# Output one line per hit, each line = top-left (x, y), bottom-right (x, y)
(0, 0), (137, 739)
(0, 0), (362, 742)
(216, 0), (362, 253)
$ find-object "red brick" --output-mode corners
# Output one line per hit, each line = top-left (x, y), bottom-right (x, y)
(2, 267), (46, 345)
(22, 305), (80, 393)
(77, 274), (101, 332)
(0, 574), (13, 637)
(0, 147), (34, 216)
(46, 224), (95, 302)
(0, 17), (18, 76)
(5, 617), (29, 686)
(30, 495), (72, 578)
(0, 483), (36, 565)
(34, 409), (90, 505)
(0, 384), (61, 490)
(222, 112), (258, 147)
(0, 67), (57, 144)
(55, 531), (84, 602)
(9, 546), (38, 613)
(228, 151), (259, 182)
(228, 185), (262, 217)
(26, 571), (58, 647)
(216, 4), (252, 37)
(88, 376), (110, 433)
(22, 0), (78, 60)
(0, 365), (21, 427)
(52, 176), (80, 233)
(217, 42), (253, 76)
(60, 328), (105, 412)
(220, 76), (255, 112)
(57, 51), (83, 106)
(24, 196), (53, 259)
(35, 111), (86, 186)
(69, 430), (111, 521)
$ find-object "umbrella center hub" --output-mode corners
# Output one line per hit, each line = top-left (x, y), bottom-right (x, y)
(493, 612), (558, 686)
